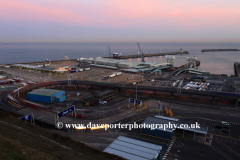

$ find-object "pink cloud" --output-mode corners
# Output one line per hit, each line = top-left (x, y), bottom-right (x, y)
(0, 0), (90, 24)
(103, 0), (240, 28)
(0, 0), (239, 29)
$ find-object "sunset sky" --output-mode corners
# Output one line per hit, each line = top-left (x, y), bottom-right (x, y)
(1, 0), (240, 42)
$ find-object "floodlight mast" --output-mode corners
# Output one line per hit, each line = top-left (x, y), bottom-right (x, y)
(137, 42), (145, 62)
(108, 45), (111, 58)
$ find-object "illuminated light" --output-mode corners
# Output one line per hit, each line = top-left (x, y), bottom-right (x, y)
(75, 126), (86, 130)
(90, 125), (109, 130)
(129, 59), (132, 61)
(104, 53), (105, 54)
(120, 53), (122, 55)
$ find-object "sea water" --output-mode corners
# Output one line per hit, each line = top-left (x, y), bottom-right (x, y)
(0, 42), (239, 75)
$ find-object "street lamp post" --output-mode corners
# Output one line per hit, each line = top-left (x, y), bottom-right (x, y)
(17, 86), (19, 98)
(136, 81), (138, 100)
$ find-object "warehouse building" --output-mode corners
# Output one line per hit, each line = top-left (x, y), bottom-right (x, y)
(104, 136), (162, 160)
(27, 89), (66, 103)
(141, 116), (208, 142)
(82, 57), (170, 69)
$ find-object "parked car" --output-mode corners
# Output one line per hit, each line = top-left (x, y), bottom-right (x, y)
(70, 113), (75, 117)
(85, 110), (92, 113)
(0, 81), (5, 85)
(99, 100), (107, 104)
(77, 114), (85, 119)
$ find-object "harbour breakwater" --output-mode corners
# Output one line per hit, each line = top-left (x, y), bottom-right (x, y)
(105, 51), (189, 59)
(202, 49), (240, 52)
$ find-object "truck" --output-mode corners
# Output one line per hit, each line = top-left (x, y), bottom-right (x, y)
(172, 82), (177, 87)
(71, 67), (76, 70)
(21, 83), (28, 86)
(84, 68), (91, 71)
(63, 66), (69, 69)
(13, 78), (22, 82)
(70, 70), (76, 73)
(78, 69), (84, 72)
(104, 76), (109, 79)
(116, 72), (122, 76)
(6, 79), (15, 84)
(109, 73), (116, 78)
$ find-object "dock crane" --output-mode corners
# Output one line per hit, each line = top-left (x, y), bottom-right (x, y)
(137, 42), (145, 62)
(108, 45), (111, 58)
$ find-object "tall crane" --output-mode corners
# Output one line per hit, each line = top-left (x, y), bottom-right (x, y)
(137, 42), (145, 62)
(108, 45), (111, 58)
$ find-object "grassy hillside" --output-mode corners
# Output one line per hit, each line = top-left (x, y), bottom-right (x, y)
(0, 110), (124, 160)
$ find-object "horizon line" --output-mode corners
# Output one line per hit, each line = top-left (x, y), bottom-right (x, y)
(1, 40), (240, 43)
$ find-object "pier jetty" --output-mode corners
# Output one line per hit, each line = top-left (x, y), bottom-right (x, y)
(105, 51), (189, 59)
(234, 62), (240, 77)
(178, 60), (200, 69)
(202, 49), (240, 52)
